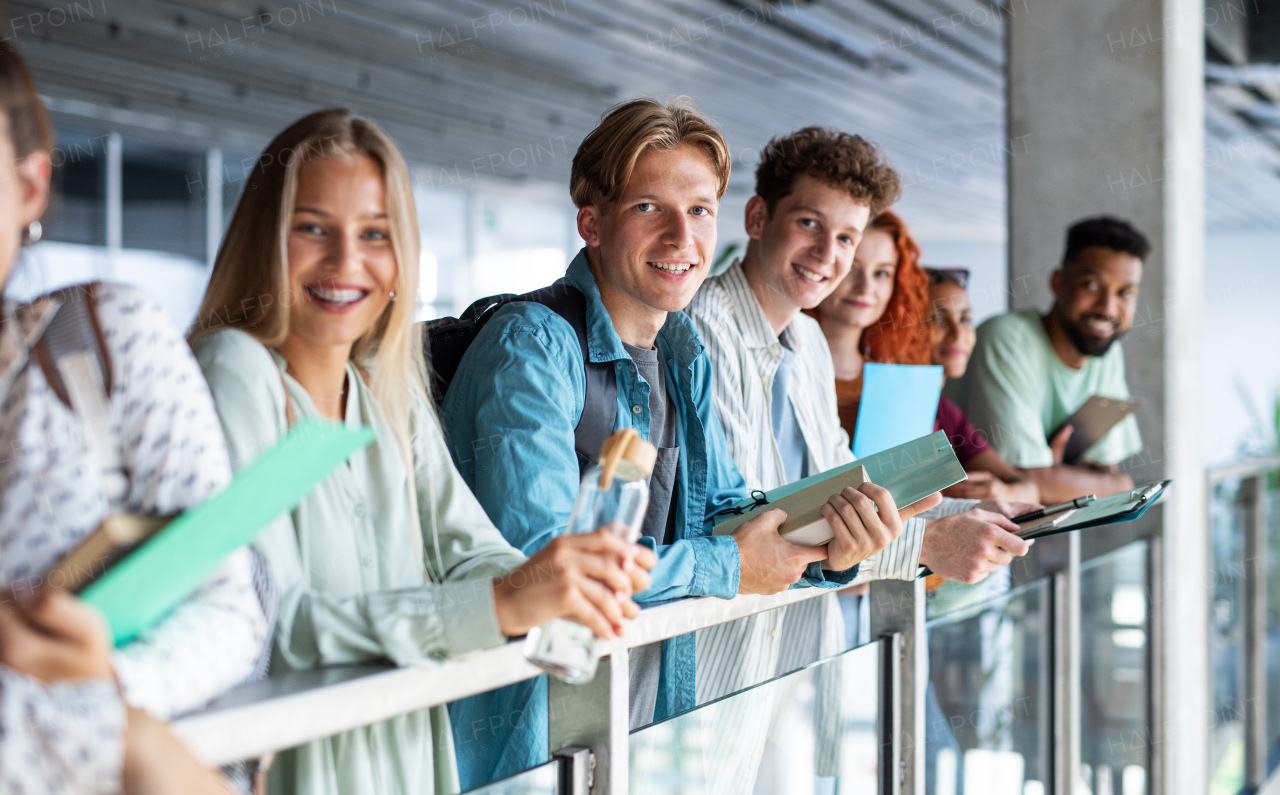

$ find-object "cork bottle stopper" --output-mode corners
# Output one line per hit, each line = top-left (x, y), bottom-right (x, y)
(597, 428), (657, 489)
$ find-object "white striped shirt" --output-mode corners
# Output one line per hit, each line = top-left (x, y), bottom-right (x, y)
(686, 259), (977, 578)
(685, 260), (977, 792)
(685, 260), (976, 684)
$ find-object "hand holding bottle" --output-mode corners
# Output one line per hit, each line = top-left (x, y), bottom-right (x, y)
(525, 429), (658, 683)
(493, 527), (655, 640)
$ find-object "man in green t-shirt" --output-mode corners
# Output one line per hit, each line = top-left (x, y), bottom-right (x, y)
(959, 216), (1146, 503)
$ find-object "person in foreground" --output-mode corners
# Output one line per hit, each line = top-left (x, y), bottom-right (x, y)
(190, 108), (653, 795)
(955, 216), (1144, 502)
(0, 589), (234, 795)
(812, 208), (1038, 503)
(441, 98), (930, 788)
(0, 46), (265, 794)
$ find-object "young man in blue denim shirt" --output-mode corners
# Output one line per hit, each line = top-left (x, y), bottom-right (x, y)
(441, 98), (941, 789)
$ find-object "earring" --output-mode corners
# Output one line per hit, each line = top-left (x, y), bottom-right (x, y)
(25, 220), (41, 245)
(389, 290), (397, 301)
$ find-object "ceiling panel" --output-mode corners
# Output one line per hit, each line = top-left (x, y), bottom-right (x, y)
(5, 0), (1277, 241)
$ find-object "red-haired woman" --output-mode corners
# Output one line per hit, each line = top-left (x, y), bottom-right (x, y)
(813, 211), (1038, 503)
(812, 210), (934, 431)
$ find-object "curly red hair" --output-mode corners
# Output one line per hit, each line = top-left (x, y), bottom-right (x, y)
(861, 210), (934, 365)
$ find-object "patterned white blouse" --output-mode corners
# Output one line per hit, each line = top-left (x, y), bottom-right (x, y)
(0, 283), (266, 793)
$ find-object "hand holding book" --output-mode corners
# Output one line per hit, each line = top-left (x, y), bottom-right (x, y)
(730, 510), (829, 595)
(41, 419), (377, 645)
(0, 588), (113, 684)
(819, 483), (943, 572)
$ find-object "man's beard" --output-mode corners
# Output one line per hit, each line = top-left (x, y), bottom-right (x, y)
(1060, 312), (1125, 357)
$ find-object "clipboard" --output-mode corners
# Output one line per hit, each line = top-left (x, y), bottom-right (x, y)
(1017, 480), (1170, 540)
(1050, 395), (1140, 465)
(712, 430), (968, 546)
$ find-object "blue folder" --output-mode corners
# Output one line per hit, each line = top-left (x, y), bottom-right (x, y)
(852, 363), (945, 459)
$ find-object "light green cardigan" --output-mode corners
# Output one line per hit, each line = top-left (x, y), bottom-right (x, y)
(194, 328), (527, 795)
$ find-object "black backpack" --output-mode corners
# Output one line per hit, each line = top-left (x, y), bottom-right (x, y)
(423, 284), (618, 472)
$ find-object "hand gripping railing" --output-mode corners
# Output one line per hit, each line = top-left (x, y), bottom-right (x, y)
(171, 580), (927, 795)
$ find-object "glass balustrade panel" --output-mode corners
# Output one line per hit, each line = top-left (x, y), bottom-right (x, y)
(461, 760), (556, 795)
(925, 576), (1051, 795)
(1210, 478), (1248, 795)
(629, 639), (882, 795)
(1081, 541), (1151, 795)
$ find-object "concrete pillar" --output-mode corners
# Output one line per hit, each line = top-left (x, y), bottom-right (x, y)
(1007, 1), (1206, 794)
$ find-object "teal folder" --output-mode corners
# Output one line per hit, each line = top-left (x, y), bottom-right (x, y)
(81, 419), (376, 645)
(713, 430), (967, 532)
(852, 363), (944, 459)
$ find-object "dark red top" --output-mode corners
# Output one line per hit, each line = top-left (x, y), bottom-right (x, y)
(933, 394), (991, 465)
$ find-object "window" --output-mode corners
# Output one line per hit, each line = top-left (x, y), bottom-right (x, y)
(121, 142), (206, 261)
(44, 127), (107, 246)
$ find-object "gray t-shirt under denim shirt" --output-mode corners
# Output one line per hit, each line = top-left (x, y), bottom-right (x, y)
(620, 341), (681, 730)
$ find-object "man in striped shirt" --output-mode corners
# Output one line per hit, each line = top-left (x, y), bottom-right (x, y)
(685, 129), (1036, 762)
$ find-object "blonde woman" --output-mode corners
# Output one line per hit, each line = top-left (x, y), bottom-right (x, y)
(190, 109), (654, 795)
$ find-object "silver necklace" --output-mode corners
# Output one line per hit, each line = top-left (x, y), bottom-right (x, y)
(286, 364), (347, 404)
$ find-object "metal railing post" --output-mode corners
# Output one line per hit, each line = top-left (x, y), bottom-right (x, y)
(879, 631), (904, 795)
(870, 578), (926, 795)
(1053, 534), (1081, 795)
(1148, 535), (1165, 795)
(548, 643), (629, 795)
(1243, 475), (1268, 790)
(553, 746), (594, 795)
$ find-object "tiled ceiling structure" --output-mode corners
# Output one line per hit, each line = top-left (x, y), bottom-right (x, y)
(9, 0), (1280, 241)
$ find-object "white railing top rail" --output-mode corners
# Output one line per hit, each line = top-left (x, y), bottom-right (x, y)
(171, 584), (834, 766)
(1206, 454), (1280, 485)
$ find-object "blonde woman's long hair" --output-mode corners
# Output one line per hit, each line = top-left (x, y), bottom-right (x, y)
(192, 108), (428, 464)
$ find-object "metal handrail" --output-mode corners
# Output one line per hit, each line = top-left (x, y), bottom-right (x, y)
(1206, 454), (1280, 485)
(171, 584), (837, 767)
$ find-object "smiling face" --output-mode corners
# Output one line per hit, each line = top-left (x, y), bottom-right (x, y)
(579, 145), (719, 333)
(814, 226), (897, 331)
(1051, 245), (1142, 358)
(284, 152), (398, 354)
(928, 280), (975, 378)
(744, 174), (872, 314)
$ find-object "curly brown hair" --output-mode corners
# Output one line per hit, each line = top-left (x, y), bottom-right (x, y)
(755, 126), (901, 216)
(861, 210), (934, 365)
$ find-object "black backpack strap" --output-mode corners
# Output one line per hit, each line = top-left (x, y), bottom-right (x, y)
(517, 285), (618, 472)
(423, 284), (618, 475)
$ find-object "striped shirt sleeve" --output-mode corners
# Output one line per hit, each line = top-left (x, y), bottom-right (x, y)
(849, 498), (980, 582)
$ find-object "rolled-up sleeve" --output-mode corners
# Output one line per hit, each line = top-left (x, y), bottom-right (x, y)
(196, 330), (516, 674)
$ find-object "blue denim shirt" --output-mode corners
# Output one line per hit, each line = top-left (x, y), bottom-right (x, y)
(441, 250), (854, 787)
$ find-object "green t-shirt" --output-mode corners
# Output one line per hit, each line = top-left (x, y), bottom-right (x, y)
(959, 308), (1142, 468)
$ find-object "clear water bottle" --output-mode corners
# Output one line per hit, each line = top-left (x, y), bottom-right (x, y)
(525, 428), (655, 684)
